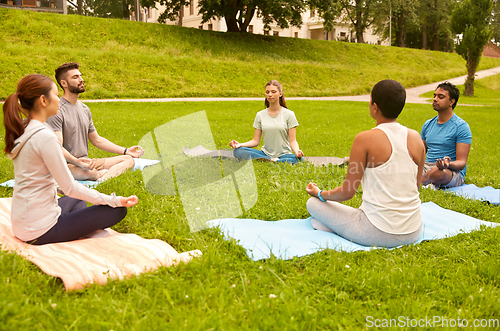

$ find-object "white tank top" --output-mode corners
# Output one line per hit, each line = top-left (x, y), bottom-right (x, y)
(359, 123), (422, 234)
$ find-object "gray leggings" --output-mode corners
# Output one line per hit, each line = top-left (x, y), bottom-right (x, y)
(306, 198), (422, 248)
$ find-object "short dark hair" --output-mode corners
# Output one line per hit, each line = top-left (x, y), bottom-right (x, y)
(370, 80), (406, 119)
(436, 81), (459, 109)
(55, 62), (79, 89)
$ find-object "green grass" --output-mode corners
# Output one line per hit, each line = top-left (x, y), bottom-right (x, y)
(1, 94), (500, 329)
(2, 7), (500, 100)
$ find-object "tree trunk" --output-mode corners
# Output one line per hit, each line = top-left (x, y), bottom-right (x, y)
(122, 0), (130, 19)
(422, 22), (427, 50)
(355, 1), (364, 43)
(356, 25), (364, 43)
(433, 23), (440, 50)
(77, 0), (82, 15)
(465, 53), (477, 96)
(432, 0), (439, 50)
(397, 13), (405, 47)
(238, 7), (255, 32)
(225, 14), (241, 32)
(224, 0), (242, 32)
(178, 6), (183, 26)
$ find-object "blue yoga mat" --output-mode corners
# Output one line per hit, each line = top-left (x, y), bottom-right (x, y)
(208, 202), (500, 261)
(445, 184), (499, 205)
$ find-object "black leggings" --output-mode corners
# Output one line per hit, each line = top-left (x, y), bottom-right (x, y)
(28, 196), (127, 245)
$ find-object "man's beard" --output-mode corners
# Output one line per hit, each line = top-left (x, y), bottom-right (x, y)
(68, 83), (85, 94)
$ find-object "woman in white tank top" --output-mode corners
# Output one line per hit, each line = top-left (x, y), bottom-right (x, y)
(305, 80), (426, 247)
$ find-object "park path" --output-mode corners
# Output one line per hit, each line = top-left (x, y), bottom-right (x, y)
(82, 66), (500, 104)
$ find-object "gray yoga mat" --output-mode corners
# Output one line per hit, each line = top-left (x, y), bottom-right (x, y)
(183, 145), (349, 166)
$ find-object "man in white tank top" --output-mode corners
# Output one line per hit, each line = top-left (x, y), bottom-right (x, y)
(305, 80), (426, 247)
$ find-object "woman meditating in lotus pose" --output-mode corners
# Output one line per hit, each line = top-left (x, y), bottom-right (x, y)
(306, 80), (425, 247)
(3, 74), (138, 245)
(229, 80), (304, 164)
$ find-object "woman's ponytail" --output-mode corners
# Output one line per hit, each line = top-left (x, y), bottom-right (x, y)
(279, 94), (287, 109)
(3, 74), (54, 154)
(3, 93), (26, 154)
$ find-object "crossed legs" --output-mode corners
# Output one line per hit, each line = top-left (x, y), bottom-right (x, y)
(27, 196), (127, 245)
(233, 147), (301, 164)
(421, 162), (464, 188)
(68, 155), (135, 181)
(306, 197), (422, 248)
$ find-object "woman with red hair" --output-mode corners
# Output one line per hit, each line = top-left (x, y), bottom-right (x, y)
(3, 74), (138, 245)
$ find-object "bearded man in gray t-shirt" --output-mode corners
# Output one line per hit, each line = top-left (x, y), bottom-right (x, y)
(46, 63), (144, 181)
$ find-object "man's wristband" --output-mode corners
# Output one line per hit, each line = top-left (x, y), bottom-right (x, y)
(124, 148), (128, 155)
(317, 190), (326, 202)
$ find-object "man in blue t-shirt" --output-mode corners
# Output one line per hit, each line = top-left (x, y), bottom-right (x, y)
(421, 81), (472, 188)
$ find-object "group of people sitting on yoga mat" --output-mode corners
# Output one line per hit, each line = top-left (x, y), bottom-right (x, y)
(231, 79), (470, 247)
(3, 63), (471, 247)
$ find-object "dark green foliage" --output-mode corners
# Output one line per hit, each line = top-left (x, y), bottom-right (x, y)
(451, 0), (493, 95)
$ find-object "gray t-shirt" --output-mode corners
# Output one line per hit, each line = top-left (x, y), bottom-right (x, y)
(46, 97), (96, 158)
(253, 107), (299, 158)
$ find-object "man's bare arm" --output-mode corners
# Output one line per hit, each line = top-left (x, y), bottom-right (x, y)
(88, 131), (144, 157)
(438, 143), (470, 171)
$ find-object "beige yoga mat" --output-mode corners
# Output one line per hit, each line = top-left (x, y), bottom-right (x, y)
(183, 145), (349, 166)
(0, 198), (201, 291)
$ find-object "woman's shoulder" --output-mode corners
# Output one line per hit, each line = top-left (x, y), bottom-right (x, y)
(255, 109), (269, 119)
(281, 107), (297, 120)
(32, 124), (59, 143)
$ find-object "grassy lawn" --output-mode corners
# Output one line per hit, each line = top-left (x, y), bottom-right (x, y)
(1, 77), (500, 329)
(2, 7), (500, 100)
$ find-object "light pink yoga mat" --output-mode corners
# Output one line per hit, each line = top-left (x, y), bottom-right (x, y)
(0, 198), (201, 291)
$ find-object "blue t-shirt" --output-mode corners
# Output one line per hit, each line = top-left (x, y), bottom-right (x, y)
(421, 114), (472, 179)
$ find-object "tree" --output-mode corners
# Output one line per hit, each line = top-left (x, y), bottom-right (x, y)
(392, 0), (419, 47)
(155, 0), (306, 33)
(419, 0), (454, 51)
(307, 0), (377, 43)
(451, 0), (493, 96)
(67, 0), (145, 19)
(92, 0), (135, 18)
(399, 0), (455, 51)
(371, 0), (420, 47)
(370, 0), (392, 45)
(339, 0), (377, 43)
(306, 1), (342, 35)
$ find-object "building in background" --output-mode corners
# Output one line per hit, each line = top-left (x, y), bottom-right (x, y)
(0, 0), (66, 14)
(143, 2), (387, 45)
